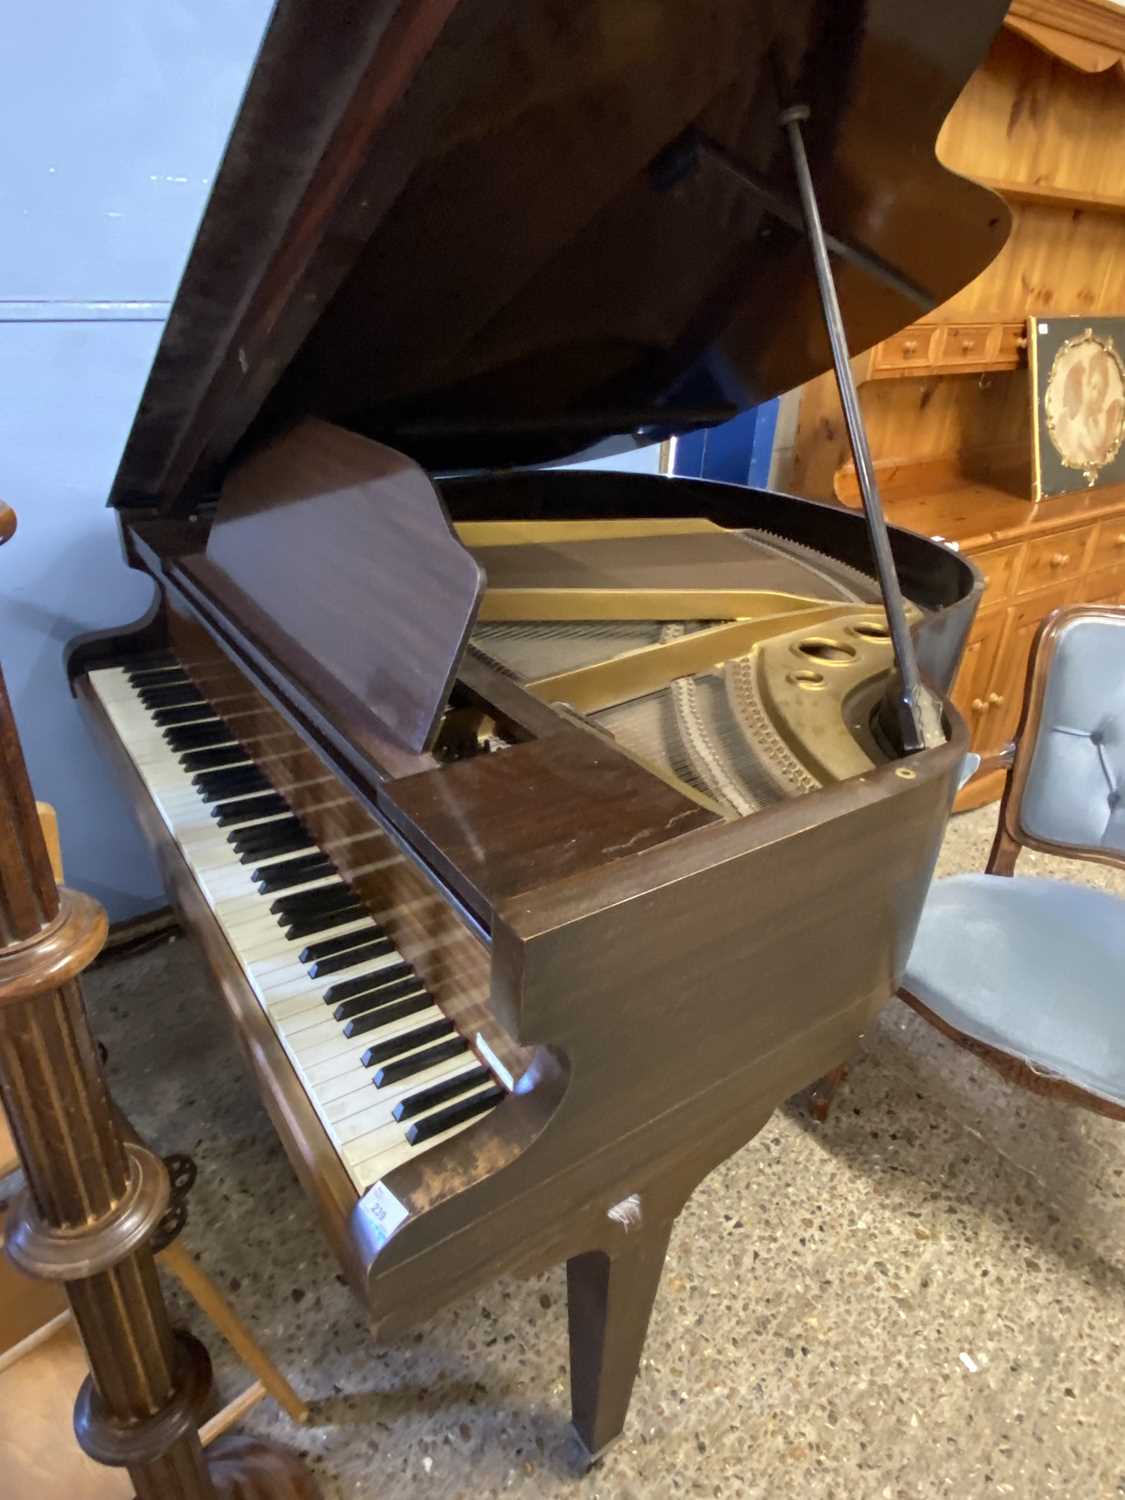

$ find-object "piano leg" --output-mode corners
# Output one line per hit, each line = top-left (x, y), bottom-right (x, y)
(566, 1217), (674, 1463)
(808, 1060), (849, 1122)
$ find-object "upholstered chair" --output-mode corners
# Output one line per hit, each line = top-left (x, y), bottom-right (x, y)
(814, 603), (1125, 1121)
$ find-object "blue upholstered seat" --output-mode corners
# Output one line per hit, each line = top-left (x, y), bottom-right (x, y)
(904, 873), (1125, 1106)
(1019, 616), (1125, 853)
(901, 609), (1125, 1109)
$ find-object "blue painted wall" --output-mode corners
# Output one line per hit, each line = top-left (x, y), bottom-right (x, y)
(1, 3), (273, 918)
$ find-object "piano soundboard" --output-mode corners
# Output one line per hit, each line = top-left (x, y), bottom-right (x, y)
(89, 657), (508, 1192)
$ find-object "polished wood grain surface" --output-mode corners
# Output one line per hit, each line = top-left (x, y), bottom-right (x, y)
(385, 730), (716, 912)
(76, 475), (975, 1458)
(107, 0), (1009, 507)
(192, 420), (482, 754)
(73, 0), (1013, 1460)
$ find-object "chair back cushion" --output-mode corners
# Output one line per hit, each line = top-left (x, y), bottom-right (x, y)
(1020, 612), (1125, 856)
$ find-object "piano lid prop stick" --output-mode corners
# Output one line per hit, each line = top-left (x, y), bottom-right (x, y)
(778, 105), (945, 756)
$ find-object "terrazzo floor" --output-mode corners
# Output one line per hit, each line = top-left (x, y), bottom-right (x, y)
(82, 804), (1125, 1500)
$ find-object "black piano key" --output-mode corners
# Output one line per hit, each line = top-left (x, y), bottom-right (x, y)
(299, 925), (384, 965)
(168, 730), (232, 755)
(137, 681), (196, 702)
(180, 744), (247, 772)
(230, 823), (305, 854)
(393, 1066), (491, 1122)
(334, 978), (426, 1026)
(323, 961), (413, 1006)
(124, 653), (178, 677)
(359, 1018), (454, 1069)
(197, 777), (264, 804)
(213, 792), (288, 825)
(331, 976), (420, 1022)
(270, 883), (355, 918)
(240, 834), (313, 865)
(154, 703), (217, 728)
(344, 992), (432, 1040)
(128, 667), (187, 688)
(139, 684), (202, 709)
(277, 894), (361, 928)
(164, 722), (234, 752)
(281, 904), (364, 942)
(193, 761), (259, 788)
(227, 814), (302, 845)
(307, 936), (394, 979)
(405, 1085), (505, 1145)
(231, 817), (307, 849)
(252, 848), (330, 882)
(255, 858), (333, 894)
(194, 767), (266, 798)
(372, 1037), (469, 1089)
(229, 819), (293, 846)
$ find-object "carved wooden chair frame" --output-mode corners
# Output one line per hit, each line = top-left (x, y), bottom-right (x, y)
(898, 603), (1125, 1122)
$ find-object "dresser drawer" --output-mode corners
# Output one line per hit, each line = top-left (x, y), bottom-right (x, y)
(1082, 560), (1125, 606)
(871, 325), (940, 372)
(939, 323), (993, 365)
(970, 541), (1023, 605)
(995, 321), (1028, 366)
(1017, 525), (1095, 593)
(1089, 518), (1125, 575)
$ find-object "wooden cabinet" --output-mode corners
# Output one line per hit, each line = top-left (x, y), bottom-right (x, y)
(1084, 561), (1125, 605)
(1017, 524), (1094, 593)
(946, 519), (1125, 808)
(1089, 520), (1125, 575)
(950, 606), (1009, 752)
(862, 320), (1027, 381)
(987, 583), (1077, 751)
(973, 540), (1024, 607)
(869, 326), (941, 374)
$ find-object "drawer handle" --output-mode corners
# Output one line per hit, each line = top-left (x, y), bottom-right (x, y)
(903, 339), (917, 355)
(1115, 534), (1125, 547)
(1049, 552), (1070, 569)
(988, 692), (1005, 707)
(961, 338), (976, 352)
(971, 698), (989, 713)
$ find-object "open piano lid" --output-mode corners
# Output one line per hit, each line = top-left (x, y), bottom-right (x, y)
(108, 0), (1009, 511)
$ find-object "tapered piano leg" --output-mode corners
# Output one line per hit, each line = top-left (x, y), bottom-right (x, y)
(566, 1217), (674, 1463)
(809, 1059), (849, 1122)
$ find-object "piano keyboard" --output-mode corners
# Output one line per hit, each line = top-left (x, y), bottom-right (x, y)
(88, 657), (506, 1193)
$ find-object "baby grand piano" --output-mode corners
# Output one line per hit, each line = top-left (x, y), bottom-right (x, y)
(69, 0), (1008, 1464)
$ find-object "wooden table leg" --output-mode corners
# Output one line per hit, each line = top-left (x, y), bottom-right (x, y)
(162, 1239), (310, 1426)
(0, 506), (315, 1499)
(567, 1216), (674, 1463)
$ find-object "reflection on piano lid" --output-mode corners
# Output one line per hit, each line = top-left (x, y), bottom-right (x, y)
(68, 0), (1011, 1466)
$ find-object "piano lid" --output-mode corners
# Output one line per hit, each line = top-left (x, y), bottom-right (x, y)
(109, 0), (1010, 512)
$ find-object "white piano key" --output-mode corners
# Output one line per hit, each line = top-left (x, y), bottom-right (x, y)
(88, 663), (505, 1193)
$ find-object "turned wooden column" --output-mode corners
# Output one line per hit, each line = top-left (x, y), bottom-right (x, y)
(0, 504), (315, 1498)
